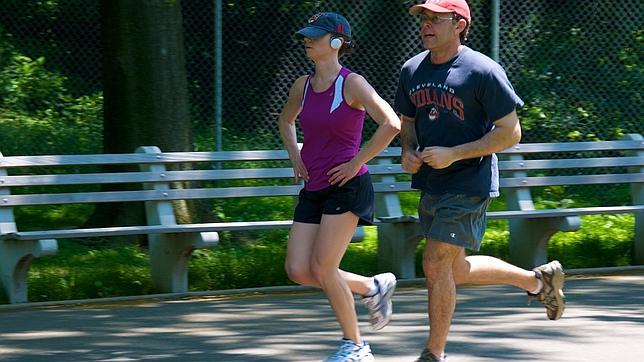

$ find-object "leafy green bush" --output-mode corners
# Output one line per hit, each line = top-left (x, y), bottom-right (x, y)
(0, 43), (102, 156)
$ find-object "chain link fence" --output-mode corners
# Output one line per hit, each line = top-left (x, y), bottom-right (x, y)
(0, 0), (642, 152)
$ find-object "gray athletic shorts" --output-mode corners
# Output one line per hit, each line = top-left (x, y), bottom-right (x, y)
(418, 192), (492, 251)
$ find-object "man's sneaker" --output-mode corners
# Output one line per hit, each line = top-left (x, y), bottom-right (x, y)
(361, 272), (397, 330)
(415, 348), (447, 362)
(528, 260), (566, 320)
(324, 339), (375, 362)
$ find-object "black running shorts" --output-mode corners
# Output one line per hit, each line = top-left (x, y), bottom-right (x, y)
(293, 172), (374, 226)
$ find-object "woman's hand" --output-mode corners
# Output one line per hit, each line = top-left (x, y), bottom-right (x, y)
(327, 160), (361, 187)
(291, 155), (309, 184)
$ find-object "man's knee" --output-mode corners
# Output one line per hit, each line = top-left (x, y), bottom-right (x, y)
(422, 239), (461, 282)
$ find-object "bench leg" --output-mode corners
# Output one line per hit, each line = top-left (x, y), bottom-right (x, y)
(635, 212), (644, 264)
(149, 232), (219, 293)
(632, 180), (643, 264)
(623, 133), (644, 264)
(0, 239), (58, 303)
(377, 222), (424, 279)
(509, 216), (580, 269)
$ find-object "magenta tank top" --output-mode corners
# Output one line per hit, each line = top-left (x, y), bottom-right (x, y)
(299, 67), (368, 191)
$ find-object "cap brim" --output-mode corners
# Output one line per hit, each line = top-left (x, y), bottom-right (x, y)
(409, 4), (453, 16)
(294, 26), (328, 40)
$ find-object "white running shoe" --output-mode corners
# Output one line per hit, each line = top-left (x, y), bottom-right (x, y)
(324, 339), (375, 362)
(361, 272), (397, 330)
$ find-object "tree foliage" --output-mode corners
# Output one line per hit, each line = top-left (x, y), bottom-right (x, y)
(0, 36), (102, 156)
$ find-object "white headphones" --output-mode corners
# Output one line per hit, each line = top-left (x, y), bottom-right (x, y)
(330, 37), (343, 49)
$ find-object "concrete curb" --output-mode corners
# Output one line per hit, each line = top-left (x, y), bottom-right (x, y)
(1, 265), (643, 311)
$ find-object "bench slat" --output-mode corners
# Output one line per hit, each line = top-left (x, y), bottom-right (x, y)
(0, 182), (414, 206)
(371, 142), (644, 156)
(500, 173), (644, 188)
(499, 156), (644, 171)
(500, 140), (644, 154)
(1, 220), (295, 241)
(0, 185), (304, 206)
(5, 205), (642, 241)
(0, 150), (292, 167)
(4, 157), (643, 187)
(1, 173), (641, 206)
(2, 140), (641, 168)
(377, 205), (644, 223)
(0, 164), (408, 187)
(0, 169), (295, 187)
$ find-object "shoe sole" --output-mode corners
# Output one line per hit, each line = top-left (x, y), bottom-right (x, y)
(549, 261), (566, 320)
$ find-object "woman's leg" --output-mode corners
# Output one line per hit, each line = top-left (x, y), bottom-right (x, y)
(285, 221), (373, 296)
(310, 212), (363, 343)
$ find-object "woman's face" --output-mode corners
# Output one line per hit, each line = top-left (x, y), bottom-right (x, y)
(303, 33), (337, 59)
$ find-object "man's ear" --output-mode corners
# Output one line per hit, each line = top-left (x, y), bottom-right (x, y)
(456, 19), (467, 33)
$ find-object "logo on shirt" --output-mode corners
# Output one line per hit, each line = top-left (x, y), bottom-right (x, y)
(409, 83), (465, 121)
(428, 106), (439, 121)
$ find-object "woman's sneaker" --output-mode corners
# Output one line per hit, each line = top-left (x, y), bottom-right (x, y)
(528, 260), (566, 320)
(324, 339), (375, 362)
(361, 272), (397, 330)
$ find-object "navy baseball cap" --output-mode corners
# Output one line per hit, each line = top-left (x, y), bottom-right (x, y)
(294, 12), (352, 40)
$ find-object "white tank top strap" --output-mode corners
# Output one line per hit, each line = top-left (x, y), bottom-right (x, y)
(330, 74), (345, 113)
(301, 76), (311, 108)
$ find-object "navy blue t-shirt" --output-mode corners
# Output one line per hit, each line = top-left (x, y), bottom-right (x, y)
(394, 46), (524, 197)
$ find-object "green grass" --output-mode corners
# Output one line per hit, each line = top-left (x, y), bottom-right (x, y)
(0, 181), (637, 304)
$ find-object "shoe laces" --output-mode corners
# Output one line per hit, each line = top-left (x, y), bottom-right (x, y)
(528, 271), (559, 314)
(417, 349), (446, 362)
(362, 288), (382, 309)
(329, 339), (364, 359)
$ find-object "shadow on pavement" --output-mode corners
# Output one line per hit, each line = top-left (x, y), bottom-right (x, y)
(0, 275), (643, 361)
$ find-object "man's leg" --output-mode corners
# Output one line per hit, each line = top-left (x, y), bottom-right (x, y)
(452, 249), (566, 320)
(423, 238), (461, 359)
(452, 250), (538, 290)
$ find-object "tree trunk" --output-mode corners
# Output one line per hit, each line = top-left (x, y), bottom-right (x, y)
(93, 0), (198, 230)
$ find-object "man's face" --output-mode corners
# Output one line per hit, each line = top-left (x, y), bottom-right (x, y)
(418, 10), (460, 50)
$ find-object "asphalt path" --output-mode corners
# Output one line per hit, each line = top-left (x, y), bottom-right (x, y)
(1, 273), (643, 361)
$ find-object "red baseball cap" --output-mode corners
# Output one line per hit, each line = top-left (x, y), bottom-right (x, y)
(409, 0), (471, 24)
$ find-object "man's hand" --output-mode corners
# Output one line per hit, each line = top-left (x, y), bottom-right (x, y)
(420, 146), (457, 169)
(402, 149), (423, 174)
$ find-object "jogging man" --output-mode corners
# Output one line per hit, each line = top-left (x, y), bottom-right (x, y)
(394, 1), (566, 361)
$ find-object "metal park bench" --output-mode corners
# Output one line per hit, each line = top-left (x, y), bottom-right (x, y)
(1, 134), (642, 303)
(0, 145), (365, 304)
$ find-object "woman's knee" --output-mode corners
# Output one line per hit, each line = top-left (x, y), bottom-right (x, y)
(309, 261), (336, 286)
(285, 261), (314, 286)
